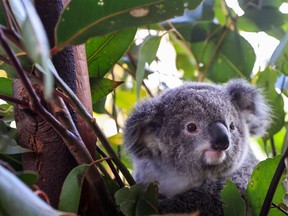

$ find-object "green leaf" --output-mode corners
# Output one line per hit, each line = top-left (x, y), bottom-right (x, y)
(0, 77), (12, 97)
(256, 68), (285, 137)
(269, 30), (288, 74)
(0, 4), (6, 25)
(0, 120), (31, 154)
(87, 28), (137, 78)
(115, 184), (144, 216)
(170, 35), (197, 80)
(190, 23), (254, 82)
(136, 183), (159, 215)
(55, 0), (202, 49)
(115, 90), (137, 113)
(247, 155), (284, 216)
(108, 134), (133, 170)
(90, 78), (123, 104)
(136, 35), (162, 98)
(9, 0), (53, 98)
(238, 6), (287, 39)
(58, 164), (89, 213)
(115, 183), (159, 216)
(0, 165), (61, 216)
(16, 171), (38, 187)
(221, 180), (246, 216)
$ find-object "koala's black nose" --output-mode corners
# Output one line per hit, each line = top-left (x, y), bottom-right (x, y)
(209, 122), (230, 151)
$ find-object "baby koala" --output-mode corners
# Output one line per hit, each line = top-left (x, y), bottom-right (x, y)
(123, 79), (271, 215)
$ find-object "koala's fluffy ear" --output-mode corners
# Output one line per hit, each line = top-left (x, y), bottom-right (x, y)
(123, 98), (162, 158)
(226, 79), (271, 136)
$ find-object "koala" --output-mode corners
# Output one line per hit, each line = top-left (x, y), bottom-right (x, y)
(123, 79), (271, 215)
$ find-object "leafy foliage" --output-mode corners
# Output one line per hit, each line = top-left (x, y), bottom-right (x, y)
(221, 180), (246, 216)
(115, 183), (159, 216)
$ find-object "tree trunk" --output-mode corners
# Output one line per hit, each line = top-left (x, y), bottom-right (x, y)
(13, 1), (117, 215)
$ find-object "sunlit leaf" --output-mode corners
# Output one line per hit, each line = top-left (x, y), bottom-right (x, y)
(247, 156), (284, 216)
(0, 77), (12, 97)
(55, 0), (202, 49)
(115, 90), (137, 113)
(87, 28), (137, 77)
(90, 78), (123, 104)
(0, 165), (62, 216)
(58, 164), (89, 213)
(136, 35), (162, 98)
(108, 133), (123, 146)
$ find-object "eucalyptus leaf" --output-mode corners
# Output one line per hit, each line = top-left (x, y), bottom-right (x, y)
(247, 156), (284, 216)
(221, 180), (246, 216)
(190, 23), (254, 82)
(58, 164), (89, 213)
(114, 184), (144, 216)
(55, 0), (202, 49)
(90, 78), (123, 104)
(16, 171), (38, 187)
(0, 77), (12, 97)
(136, 35), (162, 98)
(87, 28), (137, 78)
(136, 183), (159, 215)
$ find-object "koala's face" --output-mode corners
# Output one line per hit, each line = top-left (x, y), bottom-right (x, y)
(156, 85), (248, 178)
(124, 80), (270, 185)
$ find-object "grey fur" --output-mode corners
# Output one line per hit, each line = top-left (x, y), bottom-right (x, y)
(123, 79), (271, 215)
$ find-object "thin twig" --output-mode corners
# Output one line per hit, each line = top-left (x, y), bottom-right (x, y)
(0, 94), (29, 107)
(270, 137), (277, 157)
(55, 87), (125, 187)
(0, 26), (102, 187)
(271, 202), (288, 215)
(52, 70), (135, 186)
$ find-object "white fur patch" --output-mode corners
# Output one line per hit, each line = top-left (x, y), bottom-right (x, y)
(204, 150), (226, 165)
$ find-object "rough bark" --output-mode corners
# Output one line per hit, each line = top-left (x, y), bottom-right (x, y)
(13, 0), (77, 208)
(13, 1), (119, 215)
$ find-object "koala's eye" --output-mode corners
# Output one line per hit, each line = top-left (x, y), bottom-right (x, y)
(230, 122), (235, 131)
(186, 123), (197, 133)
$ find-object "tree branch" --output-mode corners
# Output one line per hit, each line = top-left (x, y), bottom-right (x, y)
(52, 70), (135, 185)
(0, 94), (29, 107)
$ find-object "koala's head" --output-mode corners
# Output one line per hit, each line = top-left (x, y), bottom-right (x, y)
(124, 79), (271, 183)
